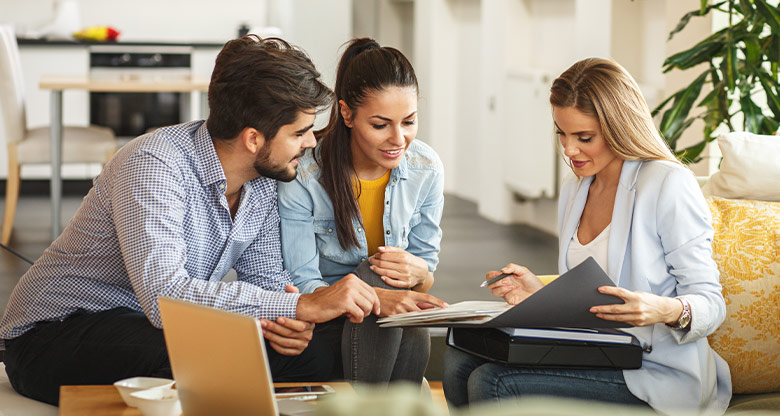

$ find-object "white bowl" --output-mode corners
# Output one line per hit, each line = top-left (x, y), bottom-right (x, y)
(129, 388), (182, 416)
(113, 377), (175, 407)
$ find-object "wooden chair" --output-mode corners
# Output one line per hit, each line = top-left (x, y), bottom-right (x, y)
(0, 25), (118, 244)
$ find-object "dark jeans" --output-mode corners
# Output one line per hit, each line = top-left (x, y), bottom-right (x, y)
(339, 261), (430, 384)
(3, 306), (340, 405)
(442, 347), (651, 409)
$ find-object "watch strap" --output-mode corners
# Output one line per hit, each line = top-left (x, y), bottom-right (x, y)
(666, 297), (691, 330)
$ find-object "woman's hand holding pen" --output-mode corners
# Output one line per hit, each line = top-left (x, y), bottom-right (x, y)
(485, 264), (544, 305)
(369, 246), (433, 291)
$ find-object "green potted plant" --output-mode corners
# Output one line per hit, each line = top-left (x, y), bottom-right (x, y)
(654, 0), (780, 163)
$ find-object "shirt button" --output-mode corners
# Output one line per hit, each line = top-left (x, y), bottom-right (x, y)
(361, 258), (367, 262)
(218, 183), (225, 190)
(357, 227), (363, 233)
(385, 200), (389, 205)
(328, 228), (333, 233)
(386, 230), (391, 235)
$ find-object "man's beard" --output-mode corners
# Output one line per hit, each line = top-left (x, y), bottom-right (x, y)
(253, 148), (304, 182)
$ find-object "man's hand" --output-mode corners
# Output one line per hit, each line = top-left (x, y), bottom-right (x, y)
(368, 246), (433, 291)
(260, 317), (314, 356)
(374, 288), (448, 317)
(296, 274), (380, 323)
(486, 263), (544, 305)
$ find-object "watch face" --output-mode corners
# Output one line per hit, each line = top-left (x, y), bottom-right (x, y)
(679, 312), (691, 328)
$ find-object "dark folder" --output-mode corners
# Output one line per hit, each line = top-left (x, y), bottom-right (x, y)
(483, 257), (629, 328)
(447, 327), (643, 369)
(378, 257), (632, 329)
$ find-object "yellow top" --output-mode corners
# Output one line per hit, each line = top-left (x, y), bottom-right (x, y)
(354, 170), (392, 256)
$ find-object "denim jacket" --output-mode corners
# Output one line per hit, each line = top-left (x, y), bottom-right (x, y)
(278, 140), (445, 294)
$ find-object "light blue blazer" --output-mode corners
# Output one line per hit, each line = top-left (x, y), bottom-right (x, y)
(558, 160), (731, 414)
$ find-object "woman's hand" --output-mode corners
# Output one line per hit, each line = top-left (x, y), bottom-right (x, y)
(486, 263), (544, 305)
(368, 246), (432, 290)
(373, 288), (448, 318)
(589, 286), (684, 327)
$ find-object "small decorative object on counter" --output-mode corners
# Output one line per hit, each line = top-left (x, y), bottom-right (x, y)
(73, 26), (120, 42)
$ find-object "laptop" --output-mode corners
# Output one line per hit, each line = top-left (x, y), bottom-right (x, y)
(158, 297), (317, 416)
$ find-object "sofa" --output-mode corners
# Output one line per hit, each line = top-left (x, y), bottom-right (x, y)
(698, 131), (780, 413)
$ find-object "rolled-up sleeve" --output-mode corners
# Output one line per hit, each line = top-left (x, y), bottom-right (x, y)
(655, 168), (725, 343)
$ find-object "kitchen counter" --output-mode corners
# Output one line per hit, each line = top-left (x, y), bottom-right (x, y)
(17, 38), (225, 48)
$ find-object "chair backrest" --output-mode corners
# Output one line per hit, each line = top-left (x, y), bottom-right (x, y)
(0, 24), (27, 144)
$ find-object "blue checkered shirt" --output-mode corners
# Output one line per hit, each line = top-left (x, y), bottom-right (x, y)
(0, 121), (299, 348)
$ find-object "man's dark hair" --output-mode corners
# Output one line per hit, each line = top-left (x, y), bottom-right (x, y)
(207, 35), (333, 141)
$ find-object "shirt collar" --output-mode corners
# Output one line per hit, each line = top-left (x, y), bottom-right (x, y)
(392, 151), (409, 180)
(193, 122), (228, 189)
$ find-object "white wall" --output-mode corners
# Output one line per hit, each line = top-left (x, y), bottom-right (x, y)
(412, 0), (715, 236)
(268, 0), (352, 129)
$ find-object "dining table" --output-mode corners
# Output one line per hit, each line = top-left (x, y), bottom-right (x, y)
(38, 73), (210, 240)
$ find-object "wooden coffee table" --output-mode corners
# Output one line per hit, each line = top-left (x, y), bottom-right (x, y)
(59, 382), (352, 416)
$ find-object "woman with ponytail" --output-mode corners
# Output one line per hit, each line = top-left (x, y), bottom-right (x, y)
(277, 38), (447, 384)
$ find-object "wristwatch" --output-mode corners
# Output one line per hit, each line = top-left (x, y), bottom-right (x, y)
(667, 297), (691, 330)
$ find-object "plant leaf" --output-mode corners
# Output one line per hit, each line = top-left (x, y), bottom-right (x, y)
(757, 69), (780, 119)
(663, 39), (724, 71)
(739, 93), (765, 132)
(738, 0), (754, 18)
(722, 44), (738, 91)
(669, 1), (727, 41)
(651, 90), (680, 117)
(659, 71), (708, 147)
(743, 35), (762, 66)
(665, 117), (699, 151)
(762, 116), (779, 134)
(698, 79), (725, 109)
(676, 140), (709, 164)
(663, 22), (748, 71)
(755, 0), (780, 34)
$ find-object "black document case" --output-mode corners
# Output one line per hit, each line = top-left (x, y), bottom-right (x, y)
(447, 327), (643, 369)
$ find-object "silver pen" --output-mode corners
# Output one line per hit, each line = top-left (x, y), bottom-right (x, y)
(480, 273), (511, 288)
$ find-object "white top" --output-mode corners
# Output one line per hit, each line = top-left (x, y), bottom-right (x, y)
(567, 223), (610, 273)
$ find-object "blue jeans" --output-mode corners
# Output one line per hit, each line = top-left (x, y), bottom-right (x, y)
(341, 261), (430, 384)
(442, 347), (650, 408)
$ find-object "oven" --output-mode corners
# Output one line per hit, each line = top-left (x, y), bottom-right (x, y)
(88, 45), (193, 140)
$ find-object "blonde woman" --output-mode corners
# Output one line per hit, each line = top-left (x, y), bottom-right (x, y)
(442, 58), (732, 414)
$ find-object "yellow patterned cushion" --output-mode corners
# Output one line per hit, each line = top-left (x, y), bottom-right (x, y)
(706, 197), (780, 394)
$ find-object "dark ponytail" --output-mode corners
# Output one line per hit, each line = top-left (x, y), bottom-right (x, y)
(317, 38), (418, 249)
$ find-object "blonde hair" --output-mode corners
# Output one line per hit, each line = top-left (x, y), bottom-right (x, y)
(550, 58), (680, 165)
